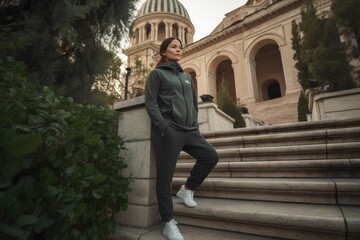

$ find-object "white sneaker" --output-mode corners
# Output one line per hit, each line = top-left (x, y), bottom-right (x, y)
(163, 219), (184, 240)
(176, 185), (197, 208)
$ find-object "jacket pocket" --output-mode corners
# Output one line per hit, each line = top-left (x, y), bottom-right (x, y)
(170, 98), (187, 126)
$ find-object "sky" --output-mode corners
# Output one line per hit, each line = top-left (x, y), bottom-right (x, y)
(136, 0), (248, 41)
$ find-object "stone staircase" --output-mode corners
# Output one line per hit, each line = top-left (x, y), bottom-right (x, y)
(112, 117), (360, 240)
(246, 91), (300, 125)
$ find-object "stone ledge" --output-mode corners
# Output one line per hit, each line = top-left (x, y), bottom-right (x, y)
(173, 198), (348, 240)
(175, 159), (359, 178)
(172, 177), (360, 206)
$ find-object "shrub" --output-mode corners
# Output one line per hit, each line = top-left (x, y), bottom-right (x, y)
(217, 81), (245, 128)
(297, 90), (309, 122)
(0, 34), (131, 240)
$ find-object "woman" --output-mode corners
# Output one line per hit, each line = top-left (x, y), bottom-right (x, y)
(145, 37), (219, 240)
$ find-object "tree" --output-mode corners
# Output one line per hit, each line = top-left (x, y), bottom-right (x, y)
(92, 56), (150, 106)
(331, 0), (360, 54)
(331, 0), (360, 85)
(217, 80), (245, 128)
(292, 0), (354, 93)
(0, 0), (138, 102)
(311, 18), (354, 92)
(291, 20), (312, 90)
(0, 30), (131, 240)
(297, 90), (309, 122)
(127, 57), (151, 97)
(92, 54), (124, 106)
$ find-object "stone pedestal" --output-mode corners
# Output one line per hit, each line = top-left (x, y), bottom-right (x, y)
(311, 88), (360, 121)
(198, 102), (234, 132)
(113, 96), (160, 228)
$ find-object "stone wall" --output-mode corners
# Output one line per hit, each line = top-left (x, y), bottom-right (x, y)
(311, 88), (360, 121)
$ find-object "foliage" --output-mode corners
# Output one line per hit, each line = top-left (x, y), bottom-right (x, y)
(92, 55), (124, 106)
(0, 32), (131, 240)
(127, 57), (151, 97)
(291, 20), (311, 90)
(217, 80), (245, 128)
(331, 0), (360, 45)
(331, 0), (360, 82)
(311, 18), (355, 92)
(297, 90), (309, 122)
(92, 56), (150, 105)
(0, 0), (138, 102)
(291, 0), (355, 93)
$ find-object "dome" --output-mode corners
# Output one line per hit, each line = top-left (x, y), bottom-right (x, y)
(137, 0), (191, 20)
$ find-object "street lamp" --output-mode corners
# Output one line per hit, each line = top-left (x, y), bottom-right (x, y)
(125, 67), (132, 100)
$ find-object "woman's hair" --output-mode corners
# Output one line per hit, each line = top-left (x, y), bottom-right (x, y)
(156, 37), (182, 67)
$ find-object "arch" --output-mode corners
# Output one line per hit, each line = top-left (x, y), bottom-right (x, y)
(157, 22), (166, 41)
(172, 23), (179, 38)
(207, 54), (236, 103)
(244, 34), (286, 102)
(255, 43), (286, 101)
(145, 23), (152, 40)
(184, 27), (189, 45)
(216, 60), (236, 102)
(207, 50), (238, 68)
(184, 68), (198, 97)
(134, 28), (140, 44)
(262, 79), (282, 100)
(244, 33), (286, 59)
(183, 63), (200, 75)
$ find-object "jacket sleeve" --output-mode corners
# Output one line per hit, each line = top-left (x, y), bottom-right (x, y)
(144, 70), (169, 132)
(190, 76), (199, 129)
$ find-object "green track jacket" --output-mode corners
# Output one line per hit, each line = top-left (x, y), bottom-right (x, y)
(145, 60), (198, 133)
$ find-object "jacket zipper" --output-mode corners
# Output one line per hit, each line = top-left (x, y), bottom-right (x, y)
(176, 65), (189, 126)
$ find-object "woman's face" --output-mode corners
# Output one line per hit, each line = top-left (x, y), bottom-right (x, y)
(163, 39), (182, 61)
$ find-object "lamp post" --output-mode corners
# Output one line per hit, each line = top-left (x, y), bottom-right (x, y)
(124, 67), (132, 100)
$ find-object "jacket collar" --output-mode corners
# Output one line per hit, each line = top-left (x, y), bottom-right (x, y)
(157, 60), (184, 73)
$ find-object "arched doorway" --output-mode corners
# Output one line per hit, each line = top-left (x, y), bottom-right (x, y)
(262, 79), (281, 100)
(172, 24), (179, 38)
(207, 56), (236, 103)
(216, 59), (236, 102)
(145, 23), (151, 40)
(255, 43), (285, 101)
(157, 22), (166, 41)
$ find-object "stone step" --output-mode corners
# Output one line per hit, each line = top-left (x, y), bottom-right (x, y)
(175, 159), (360, 178)
(172, 177), (360, 206)
(178, 142), (360, 162)
(246, 91), (299, 125)
(172, 198), (360, 240)
(111, 224), (284, 240)
(203, 117), (360, 139)
(207, 127), (360, 149)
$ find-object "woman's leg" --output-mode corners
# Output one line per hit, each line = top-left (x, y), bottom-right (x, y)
(151, 126), (185, 221)
(182, 130), (218, 190)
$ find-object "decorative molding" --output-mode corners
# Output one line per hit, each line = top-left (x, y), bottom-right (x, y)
(182, 0), (301, 56)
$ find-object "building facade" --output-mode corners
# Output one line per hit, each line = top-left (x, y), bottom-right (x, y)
(125, 0), (334, 124)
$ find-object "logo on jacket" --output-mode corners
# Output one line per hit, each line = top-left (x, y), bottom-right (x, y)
(185, 80), (191, 84)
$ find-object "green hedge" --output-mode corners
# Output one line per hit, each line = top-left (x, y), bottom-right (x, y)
(297, 90), (309, 122)
(0, 48), (131, 239)
(217, 81), (245, 128)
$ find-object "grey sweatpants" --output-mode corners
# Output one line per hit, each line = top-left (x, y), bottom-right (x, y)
(151, 124), (219, 222)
